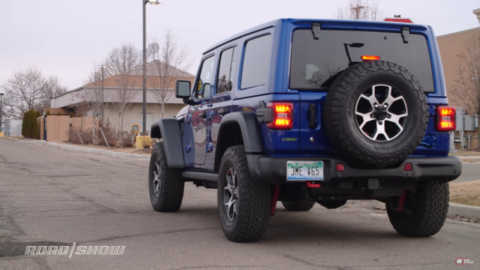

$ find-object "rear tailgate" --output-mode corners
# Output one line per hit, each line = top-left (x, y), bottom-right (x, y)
(288, 26), (446, 156)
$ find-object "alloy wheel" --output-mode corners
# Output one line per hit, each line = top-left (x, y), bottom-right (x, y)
(355, 84), (408, 141)
(224, 168), (239, 222)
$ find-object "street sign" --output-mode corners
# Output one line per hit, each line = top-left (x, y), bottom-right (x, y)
(132, 124), (140, 134)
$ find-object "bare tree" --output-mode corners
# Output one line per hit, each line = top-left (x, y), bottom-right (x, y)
(39, 76), (67, 111)
(1, 67), (46, 119)
(83, 63), (108, 122)
(71, 64), (108, 143)
(335, 0), (381, 21)
(149, 31), (191, 118)
(451, 33), (480, 115)
(105, 44), (141, 76)
(112, 74), (138, 142)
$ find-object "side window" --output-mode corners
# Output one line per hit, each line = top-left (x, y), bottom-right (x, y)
(241, 35), (272, 89)
(195, 56), (215, 99)
(216, 47), (236, 94)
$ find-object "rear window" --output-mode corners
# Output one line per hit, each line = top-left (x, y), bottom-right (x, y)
(290, 29), (434, 92)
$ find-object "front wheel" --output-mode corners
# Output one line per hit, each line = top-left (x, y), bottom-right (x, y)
(386, 183), (449, 237)
(217, 146), (271, 242)
(148, 142), (185, 212)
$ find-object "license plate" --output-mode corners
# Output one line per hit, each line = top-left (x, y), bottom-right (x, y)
(286, 161), (324, 181)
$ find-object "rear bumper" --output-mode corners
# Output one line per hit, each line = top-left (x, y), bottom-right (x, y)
(246, 155), (462, 184)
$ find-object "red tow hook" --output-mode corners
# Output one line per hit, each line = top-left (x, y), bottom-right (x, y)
(307, 182), (321, 188)
(398, 190), (407, 212)
(271, 185), (280, 216)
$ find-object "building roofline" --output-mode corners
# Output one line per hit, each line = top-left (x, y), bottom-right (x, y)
(437, 27), (480, 38)
(53, 86), (84, 99)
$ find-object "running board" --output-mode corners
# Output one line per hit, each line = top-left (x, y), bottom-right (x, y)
(181, 171), (218, 182)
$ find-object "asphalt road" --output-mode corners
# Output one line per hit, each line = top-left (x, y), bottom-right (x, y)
(0, 138), (479, 270)
(454, 163), (480, 183)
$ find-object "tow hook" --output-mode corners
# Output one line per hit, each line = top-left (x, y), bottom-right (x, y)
(398, 190), (407, 212)
(307, 182), (321, 188)
(271, 185), (280, 216)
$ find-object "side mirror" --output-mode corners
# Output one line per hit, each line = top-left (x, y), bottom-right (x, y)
(175, 80), (191, 99)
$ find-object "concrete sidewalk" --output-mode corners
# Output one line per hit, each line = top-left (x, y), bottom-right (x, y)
(43, 141), (150, 160)
(448, 203), (480, 219)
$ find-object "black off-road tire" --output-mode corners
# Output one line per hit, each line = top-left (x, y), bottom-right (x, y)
(386, 183), (449, 237)
(282, 200), (315, 211)
(218, 146), (271, 242)
(149, 142), (185, 212)
(324, 61), (429, 167)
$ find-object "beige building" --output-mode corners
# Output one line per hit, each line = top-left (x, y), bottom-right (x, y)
(437, 8), (480, 148)
(51, 61), (194, 133)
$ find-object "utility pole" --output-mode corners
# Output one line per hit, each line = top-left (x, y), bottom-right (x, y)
(142, 0), (160, 135)
(0, 93), (3, 134)
(101, 65), (106, 125)
(351, 5), (366, 20)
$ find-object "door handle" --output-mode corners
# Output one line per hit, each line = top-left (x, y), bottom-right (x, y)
(218, 107), (229, 116)
(309, 104), (316, 129)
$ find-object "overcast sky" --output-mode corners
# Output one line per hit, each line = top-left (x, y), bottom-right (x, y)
(1, 0), (479, 91)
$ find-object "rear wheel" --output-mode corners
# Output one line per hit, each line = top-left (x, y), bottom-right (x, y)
(217, 146), (271, 242)
(386, 183), (449, 237)
(282, 200), (315, 211)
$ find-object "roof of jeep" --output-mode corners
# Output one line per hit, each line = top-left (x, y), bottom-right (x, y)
(203, 18), (430, 54)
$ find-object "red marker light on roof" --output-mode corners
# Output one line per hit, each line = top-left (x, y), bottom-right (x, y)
(362, 55), (380, 61)
(384, 18), (414, 23)
(436, 106), (456, 132)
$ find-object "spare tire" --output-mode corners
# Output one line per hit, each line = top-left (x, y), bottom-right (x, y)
(324, 61), (428, 167)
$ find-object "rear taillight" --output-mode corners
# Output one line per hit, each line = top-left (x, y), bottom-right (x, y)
(267, 102), (294, 130)
(436, 106), (456, 132)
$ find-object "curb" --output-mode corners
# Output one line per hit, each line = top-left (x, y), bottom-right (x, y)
(457, 156), (480, 159)
(448, 203), (480, 219)
(45, 142), (150, 160)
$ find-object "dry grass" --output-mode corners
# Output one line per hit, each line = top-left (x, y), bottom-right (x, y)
(450, 150), (480, 156)
(450, 180), (480, 207)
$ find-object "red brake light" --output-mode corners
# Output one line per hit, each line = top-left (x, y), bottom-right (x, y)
(267, 102), (294, 130)
(336, 164), (346, 172)
(436, 106), (456, 132)
(361, 55), (380, 61)
(384, 18), (414, 23)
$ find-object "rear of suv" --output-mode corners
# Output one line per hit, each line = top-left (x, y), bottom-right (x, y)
(148, 18), (462, 242)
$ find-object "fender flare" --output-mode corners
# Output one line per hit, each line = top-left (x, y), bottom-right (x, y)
(150, 119), (184, 168)
(217, 112), (264, 154)
(214, 112), (265, 173)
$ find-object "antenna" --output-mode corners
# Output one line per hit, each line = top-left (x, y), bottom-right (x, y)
(148, 43), (159, 61)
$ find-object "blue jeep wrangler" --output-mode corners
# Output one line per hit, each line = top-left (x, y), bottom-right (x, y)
(148, 19), (462, 242)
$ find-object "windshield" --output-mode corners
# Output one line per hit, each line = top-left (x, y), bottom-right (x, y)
(290, 29), (435, 92)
